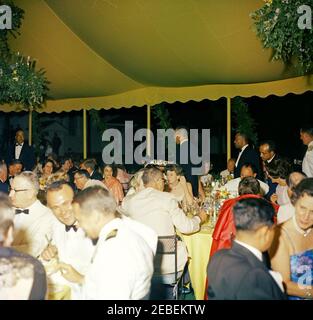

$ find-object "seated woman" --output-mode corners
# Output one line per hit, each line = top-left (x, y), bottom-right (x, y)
(165, 164), (195, 210)
(102, 164), (124, 204)
(266, 158), (293, 206)
(39, 159), (55, 191)
(270, 178), (313, 300)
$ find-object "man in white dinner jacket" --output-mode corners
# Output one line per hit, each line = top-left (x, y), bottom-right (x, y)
(58, 186), (158, 300)
(120, 166), (207, 286)
(9, 171), (55, 257)
(41, 180), (95, 298)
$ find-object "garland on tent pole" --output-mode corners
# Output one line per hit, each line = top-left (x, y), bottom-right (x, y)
(232, 97), (258, 147)
(0, 0), (49, 110)
(152, 102), (172, 130)
(251, 0), (313, 74)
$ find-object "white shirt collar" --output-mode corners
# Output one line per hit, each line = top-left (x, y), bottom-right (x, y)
(267, 154), (276, 163)
(234, 239), (263, 262)
(309, 141), (313, 148)
(240, 144), (249, 153)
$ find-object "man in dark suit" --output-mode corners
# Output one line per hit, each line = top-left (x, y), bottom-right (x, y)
(207, 197), (286, 300)
(234, 132), (261, 180)
(175, 127), (200, 197)
(80, 159), (103, 181)
(6, 129), (36, 171)
(259, 140), (278, 199)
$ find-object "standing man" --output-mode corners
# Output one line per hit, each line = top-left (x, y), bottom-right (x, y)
(234, 132), (261, 180)
(300, 127), (313, 177)
(259, 140), (278, 198)
(175, 127), (200, 197)
(6, 129), (36, 171)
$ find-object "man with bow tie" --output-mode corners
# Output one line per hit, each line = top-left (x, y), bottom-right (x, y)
(41, 181), (94, 298)
(6, 129), (36, 171)
(300, 127), (313, 177)
(9, 171), (55, 257)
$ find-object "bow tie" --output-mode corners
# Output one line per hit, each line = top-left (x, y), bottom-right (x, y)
(15, 143), (22, 147)
(65, 224), (78, 232)
(91, 238), (99, 246)
(15, 209), (29, 215)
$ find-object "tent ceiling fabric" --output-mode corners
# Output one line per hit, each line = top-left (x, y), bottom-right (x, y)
(2, 0), (313, 113)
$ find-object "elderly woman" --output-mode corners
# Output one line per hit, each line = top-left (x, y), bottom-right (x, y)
(270, 178), (313, 300)
(102, 164), (124, 204)
(164, 164), (194, 210)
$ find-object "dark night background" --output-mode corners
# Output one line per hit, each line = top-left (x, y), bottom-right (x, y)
(0, 90), (312, 173)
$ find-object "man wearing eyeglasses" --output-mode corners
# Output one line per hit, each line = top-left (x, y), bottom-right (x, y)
(9, 171), (55, 258)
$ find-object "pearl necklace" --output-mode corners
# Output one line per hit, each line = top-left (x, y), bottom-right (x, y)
(292, 215), (312, 237)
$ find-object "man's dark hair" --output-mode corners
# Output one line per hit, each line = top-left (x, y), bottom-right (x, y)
(238, 177), (261, 196)
(73, 186), (119, 218)
(241, 163), (257, 175)
(46, 180), (73, 193)
(300, 127), (313, 137)
(233, 198), (275, 231)
(74, 169), (90, 179)
(259, 140), (276, 153)
(291, 178), (313, 206)
(9, 159), (23, 167)
(82, 159), (97, 171)
(236, 132), (249, 144)
(266, 158), (292, 180)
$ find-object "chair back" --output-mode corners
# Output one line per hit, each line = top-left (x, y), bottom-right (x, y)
(156, 235), (178, 283)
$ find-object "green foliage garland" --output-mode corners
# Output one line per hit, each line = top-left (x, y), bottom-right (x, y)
(251, 0), (313, 74)
(152, 103), (172, 130)
(0, 1), (49, 109)
(232, 97), (258, 146)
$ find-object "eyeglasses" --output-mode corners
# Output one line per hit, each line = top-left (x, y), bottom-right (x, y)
(10, 188), (29, 193)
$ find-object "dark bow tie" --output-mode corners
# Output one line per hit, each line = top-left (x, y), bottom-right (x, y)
(91, 238), (99, 246)
(15, 209), (29, 215)
(15, 143), (23, 147)
(65, 224), (78, 232)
